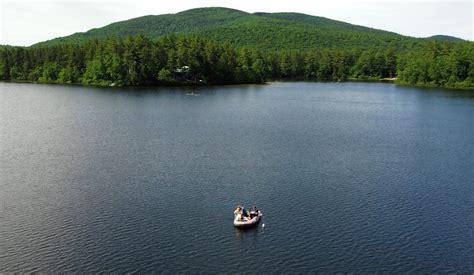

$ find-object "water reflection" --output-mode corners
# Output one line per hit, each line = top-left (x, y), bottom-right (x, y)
(1, 81), (473, 273)
(233, 224), (264, 241)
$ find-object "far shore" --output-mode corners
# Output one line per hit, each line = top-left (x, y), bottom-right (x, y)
(2, 77), (474, 91)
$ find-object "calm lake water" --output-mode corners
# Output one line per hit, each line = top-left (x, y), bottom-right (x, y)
(1, 82), (473, 273)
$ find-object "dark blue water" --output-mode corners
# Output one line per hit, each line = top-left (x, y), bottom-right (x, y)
(1, 82), (473, 273)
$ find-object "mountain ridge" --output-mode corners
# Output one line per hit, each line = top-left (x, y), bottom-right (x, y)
(427, 35), (465, 42)
(34, 7), (424, 50)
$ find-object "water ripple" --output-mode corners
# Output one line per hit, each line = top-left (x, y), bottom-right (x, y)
(1, 82), (473, 273)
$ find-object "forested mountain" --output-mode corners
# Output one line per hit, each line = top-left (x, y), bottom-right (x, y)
(427, 35), (465, 42)
(37, 7), (424, 51)
(1, 7), (473, 89)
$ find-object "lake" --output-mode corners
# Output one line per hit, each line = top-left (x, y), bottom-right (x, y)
(1, 82), (473, 273)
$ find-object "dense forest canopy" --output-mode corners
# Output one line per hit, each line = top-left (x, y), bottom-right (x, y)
(35, 7), (426, 51)
(0, 7), (472, 89)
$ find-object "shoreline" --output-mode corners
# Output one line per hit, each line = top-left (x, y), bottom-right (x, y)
(1, 78), (473, 91)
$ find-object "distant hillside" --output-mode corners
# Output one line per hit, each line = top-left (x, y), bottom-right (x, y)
(2, 7), (472, 90)
(427, 35), (465, 42)
(36, 7), (425, 51)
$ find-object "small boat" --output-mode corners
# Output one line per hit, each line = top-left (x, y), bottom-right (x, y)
(185, 92), (200, 96)
(234, 210), (262, 228)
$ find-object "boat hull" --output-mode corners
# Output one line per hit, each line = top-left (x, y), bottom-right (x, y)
(233, 211), (262, 228)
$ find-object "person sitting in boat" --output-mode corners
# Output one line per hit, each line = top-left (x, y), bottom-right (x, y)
(241, 207), (248, 218)
(234, 206), (241, 216)
(250, 205), (258, 218)
(234, 206), (245, 221)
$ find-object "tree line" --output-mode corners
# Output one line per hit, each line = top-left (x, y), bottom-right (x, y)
(397, 42), (474, 88)
(0, 35), (472, 89)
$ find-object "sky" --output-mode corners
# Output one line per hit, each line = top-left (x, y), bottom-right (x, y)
(0, 0), (472, 46)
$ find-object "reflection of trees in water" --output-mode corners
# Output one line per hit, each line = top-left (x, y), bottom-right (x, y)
(233, 223), (264, 242)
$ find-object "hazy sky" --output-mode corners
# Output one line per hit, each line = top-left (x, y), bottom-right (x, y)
(1, 0), (472, 46)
